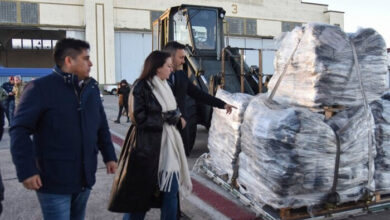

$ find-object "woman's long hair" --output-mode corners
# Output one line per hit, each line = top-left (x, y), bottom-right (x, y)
(138, 51), (171, 81)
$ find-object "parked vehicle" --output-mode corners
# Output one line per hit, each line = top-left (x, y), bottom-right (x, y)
(103, 84), (118, 95)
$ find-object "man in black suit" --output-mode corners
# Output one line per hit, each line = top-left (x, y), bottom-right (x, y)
(163, 41), (235, 156)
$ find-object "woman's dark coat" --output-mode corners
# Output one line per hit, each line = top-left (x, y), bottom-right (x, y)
(113, 79), (166, 212)
(118, 85), (130, 107)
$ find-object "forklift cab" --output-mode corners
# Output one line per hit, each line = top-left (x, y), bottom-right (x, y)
(152, 5), (225, 57)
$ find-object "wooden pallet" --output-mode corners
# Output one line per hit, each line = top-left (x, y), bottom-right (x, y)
(266, 192), (390, 220)
(275, 200), (371, 220)
(375, 192), (390, 203)
(199, 158), (390, 220)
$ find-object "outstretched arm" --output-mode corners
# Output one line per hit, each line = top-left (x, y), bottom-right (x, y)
(187, 79), (236, 114)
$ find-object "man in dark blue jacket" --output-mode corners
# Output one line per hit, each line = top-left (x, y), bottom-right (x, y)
(10, 38), (118, 220)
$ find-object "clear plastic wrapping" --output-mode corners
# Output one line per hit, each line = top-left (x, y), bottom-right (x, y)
(268, 23), (388, 108)
(206, 89), (253, 181)
(371, 91), (390, 193)
(326, 105), (376, 199)
(196, 23), (388, 210)
(237, 95), (376, 209)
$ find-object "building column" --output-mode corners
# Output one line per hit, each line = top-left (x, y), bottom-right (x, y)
(84, 0), (115, 84)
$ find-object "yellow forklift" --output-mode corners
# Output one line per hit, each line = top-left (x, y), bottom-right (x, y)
(152, 4), (269, 138)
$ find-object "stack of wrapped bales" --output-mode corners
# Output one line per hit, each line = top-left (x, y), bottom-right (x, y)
(206, 89), (253, 181)
(371, 92), (390, 193)
(238, 96), (375, 208)
(268, 23), (388, 109)
(236, 23), (385, 209)
(204, 22), (389, 209)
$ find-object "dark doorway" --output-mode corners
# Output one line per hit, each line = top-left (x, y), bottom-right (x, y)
(0, 28), (65, 68)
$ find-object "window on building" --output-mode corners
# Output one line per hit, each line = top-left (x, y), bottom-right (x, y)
(21, 2), (38, 24)
(11, 38), (57, 50)
(226, 17), (244, 35)
(12, 39), (22, 49)
(33, 39), (42, 49)
(42, 40), (52, 49)
(282, 21), (302, 32)
(246, 18), (257, 36)
(0, 1), (38, 24)
(225, 17), (257, 36)
(0, 1), (17, 23)
(22, 39), (32, 49)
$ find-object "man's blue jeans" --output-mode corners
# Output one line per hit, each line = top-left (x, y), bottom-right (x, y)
(2, 99), (14, 125)
(123, 174), (179, 220)
(36, 188), (91, 220)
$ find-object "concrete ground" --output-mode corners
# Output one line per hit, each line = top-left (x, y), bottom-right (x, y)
(0, 94), (390, 220)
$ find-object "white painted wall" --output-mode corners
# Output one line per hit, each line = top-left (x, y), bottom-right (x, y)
(114, 8), (150, 30)
(39, 4), (84, 26)
(85, 0), (116, 84)
(325, 11), (344, 29)
(257, 20), (282, 37)
(114, 0), (341, 27)
(115, 32), (152, 85)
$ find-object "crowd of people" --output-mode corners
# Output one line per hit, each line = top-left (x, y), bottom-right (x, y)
(3, 38), (235, 220)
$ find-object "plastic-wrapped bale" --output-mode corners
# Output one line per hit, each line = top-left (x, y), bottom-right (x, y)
(326, 105), (376, 202)
(238, 95), (376, 209)
(268, 23), (388, 108)
(207, 89), (253, 181)
(371, 92), (390, 193)
(239, 95), (336, 208)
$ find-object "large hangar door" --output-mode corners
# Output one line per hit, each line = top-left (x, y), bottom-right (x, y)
(115, 32), (152, 85)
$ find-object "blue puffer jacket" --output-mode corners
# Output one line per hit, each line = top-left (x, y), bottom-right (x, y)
(10, 67), (117, 194)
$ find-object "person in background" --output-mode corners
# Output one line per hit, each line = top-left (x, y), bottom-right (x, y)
(114, 79), (130, 123)
(1, 76), (14, 126)
(10, 38), (117, 220)
(12, 75), (26, 110)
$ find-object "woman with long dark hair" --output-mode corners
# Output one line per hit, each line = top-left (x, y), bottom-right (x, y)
(112, 51), (191, 220)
